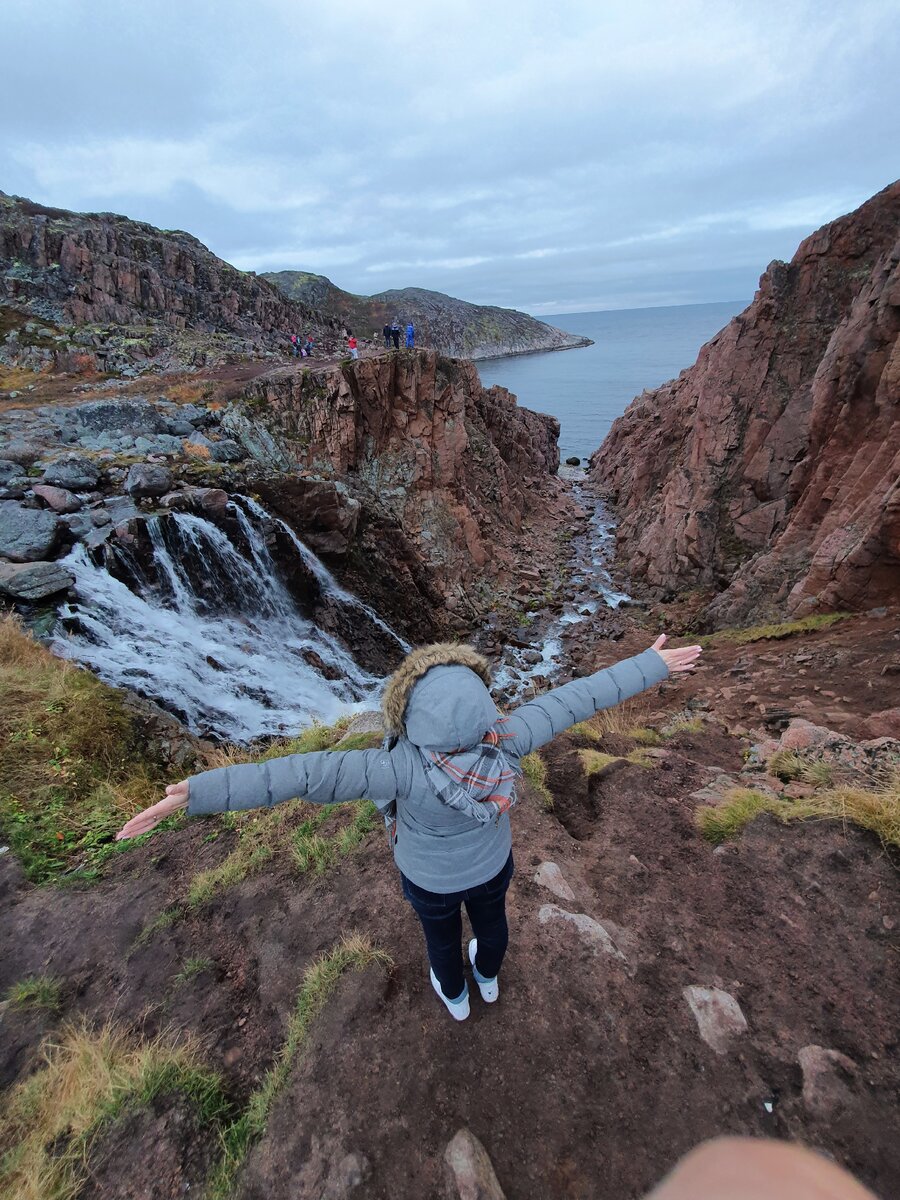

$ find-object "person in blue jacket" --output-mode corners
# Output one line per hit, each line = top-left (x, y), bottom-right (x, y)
(405, 322), (415, 348)
(118, 636), (701, 1020)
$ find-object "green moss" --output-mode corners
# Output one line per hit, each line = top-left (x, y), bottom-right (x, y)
(5, 976), (61, 1011)
(700, 612), (850, 648)
(521, 752), (554, 810)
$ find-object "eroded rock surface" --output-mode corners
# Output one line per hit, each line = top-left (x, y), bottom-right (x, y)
(589, 181), (900, 625)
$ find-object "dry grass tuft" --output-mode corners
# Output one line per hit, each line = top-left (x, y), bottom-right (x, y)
(0, 616), (183, 883)
(696, 780), (900, 849)
(520, 752), (554, 810)
(701, 612), (850, 648)
(0, 1023), (228, 1200)
(578, 748), (657, 776)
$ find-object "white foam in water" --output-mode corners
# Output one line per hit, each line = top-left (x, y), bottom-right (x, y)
(52, 503), (396, 742)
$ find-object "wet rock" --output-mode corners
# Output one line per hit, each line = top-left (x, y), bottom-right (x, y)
(538, 903), (627, 963)
(160, 486), (229, 517)
(124, 463), (174, 498)
(565, 456), (580, 466)
(32, 484), (82, 513)
(0, 559), (74, 601)
(682, 985), (748, 1054)
(443, 1128), (507, 1200)
(90, 507), (113, 527)
(798, 1045), (858, 1118)
(534, 861), (576, 902)
(0, 501), (61, 562)
(43, 454), (100, 490)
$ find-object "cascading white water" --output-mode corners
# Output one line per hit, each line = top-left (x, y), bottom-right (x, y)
(52, 501), (403, 743)
(238, 496), (411, 652)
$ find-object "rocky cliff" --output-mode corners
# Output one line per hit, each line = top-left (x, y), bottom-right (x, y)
(0, 192), (328, 344)
(589, 181), (900, 625)
(263, 271), (591, 360)
(228, 351), (570, 626)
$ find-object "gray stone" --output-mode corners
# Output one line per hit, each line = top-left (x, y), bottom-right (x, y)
(534, 861), (576, 902)
(72, 399), (166, 436)
(0, 460), (20, 484)
(443, 1129), (507, 1200)
(210, 438), (246, 463)
(0, 501), (61, 562)
(537, 903), (627, 963)
(166, 417), (197, 436)
(335, 711), (384, 746)
(2, 441), (41, 467)
(321, 1152), (371, 1199)
(0, 559), (73, 601)
(124, 463), (174, 498)
(61, 512), (93, 538)
(683, 985), (748, 1054)
(798, 1045), (858, 1118)
(90, 508), (113, 527)
(133, 434), (184, 456)
(103, 495), (140, 523)
(43, 454), (100, 490)
(32, 484), (83, 513)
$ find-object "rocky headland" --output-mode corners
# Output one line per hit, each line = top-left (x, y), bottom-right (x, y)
(263, 271), (592, 360)
(589, 180), (900, 627)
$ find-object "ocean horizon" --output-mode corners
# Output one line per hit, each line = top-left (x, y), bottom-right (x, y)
(477, 299), (747, 461)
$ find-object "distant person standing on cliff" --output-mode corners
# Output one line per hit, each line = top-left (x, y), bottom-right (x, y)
(383, 323), (392, 348)
(348, 333), (359, 360)
(405, 322), (415, 348)
(391, 321), (401, 350)
(117, 636), (701, 1022)
(304, 335), (314, 358)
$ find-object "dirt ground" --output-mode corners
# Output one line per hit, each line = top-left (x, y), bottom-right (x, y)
(1, 614), (899, 1199)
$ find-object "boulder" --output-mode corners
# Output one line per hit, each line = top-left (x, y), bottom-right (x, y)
(537, 903), (628, 963)
(70, 398), (167, 436)
(160, 486), (229, 517)
(0, 460), (20, 484)
(798, 1045), (858, 1119)
(0, 501), (61, 562)
(1, 441), (41, 467)
(443, 1129), (507, 1200)
(32, 484), (83, 513)
(124, 463), (174, 498)
(0, 559), (74, 601)
(209, 437), (246, 463)
(43, 454), (100, 490)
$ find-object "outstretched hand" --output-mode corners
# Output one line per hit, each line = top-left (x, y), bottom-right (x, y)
(650, 634), (702, 673)
(116, 781), (189, 840)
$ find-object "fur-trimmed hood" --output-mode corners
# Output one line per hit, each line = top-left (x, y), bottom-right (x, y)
(382, 642), (495, 749)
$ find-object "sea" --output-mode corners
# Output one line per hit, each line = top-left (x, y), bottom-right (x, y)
(477, 300), (747, 463)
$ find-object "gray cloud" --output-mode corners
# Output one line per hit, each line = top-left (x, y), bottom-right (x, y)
(3, 0), (898, 313)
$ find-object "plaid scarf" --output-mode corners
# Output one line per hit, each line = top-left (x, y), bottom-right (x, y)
(420, 719), (518, 825)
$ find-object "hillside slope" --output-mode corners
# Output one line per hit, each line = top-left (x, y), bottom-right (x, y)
(588, 181), (900, 627)
(263, 269), (591, 360)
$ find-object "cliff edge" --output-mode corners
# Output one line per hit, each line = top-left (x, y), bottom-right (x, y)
(589, 181), (900, 625)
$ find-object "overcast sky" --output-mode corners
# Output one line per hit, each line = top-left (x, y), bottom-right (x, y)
(4, 0), (898, 314)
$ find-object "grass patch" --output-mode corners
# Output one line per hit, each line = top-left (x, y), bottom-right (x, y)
(5, 976), (61, 1012)
(768, 750), (835, 788)
(133, 905), (184, 949)
(207, 934), (390, 1199)
(0, 1023), (229, 1200)
(578, 748), (657, 776)
(663, 717), (705, 738)
(0, 616), (194, 884)
(696, 780), (900, 849)
(173, 957), (213, 986)
(292, 802), (378, 873)
(626, 726), (663, 746)
(520, 752), (554, 810)
(569, 721), (603, 744)
(701, 612), (850, 647)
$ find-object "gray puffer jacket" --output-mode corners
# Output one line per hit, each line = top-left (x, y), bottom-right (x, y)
(187, 647), (669, 893)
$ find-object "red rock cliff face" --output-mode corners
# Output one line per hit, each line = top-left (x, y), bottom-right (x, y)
(231, 350), (569, 623)
(0, 193), (321, 340)
(589, 182), (900, 626)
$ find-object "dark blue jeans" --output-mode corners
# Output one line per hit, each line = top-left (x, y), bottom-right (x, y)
(401, 852), (514, 1000)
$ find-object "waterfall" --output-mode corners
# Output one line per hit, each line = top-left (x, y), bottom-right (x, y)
(52, 501), (406, 743)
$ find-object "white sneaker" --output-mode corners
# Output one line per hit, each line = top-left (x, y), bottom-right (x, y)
(468, 938), (499, 1003)
(430, 969), (470, 1021)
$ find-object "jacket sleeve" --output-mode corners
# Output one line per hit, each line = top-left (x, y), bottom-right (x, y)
(186, 747), (402, 817)
(504, 648), (669, 757)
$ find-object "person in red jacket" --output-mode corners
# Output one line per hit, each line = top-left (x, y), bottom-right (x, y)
(348, 333), (359, 360)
